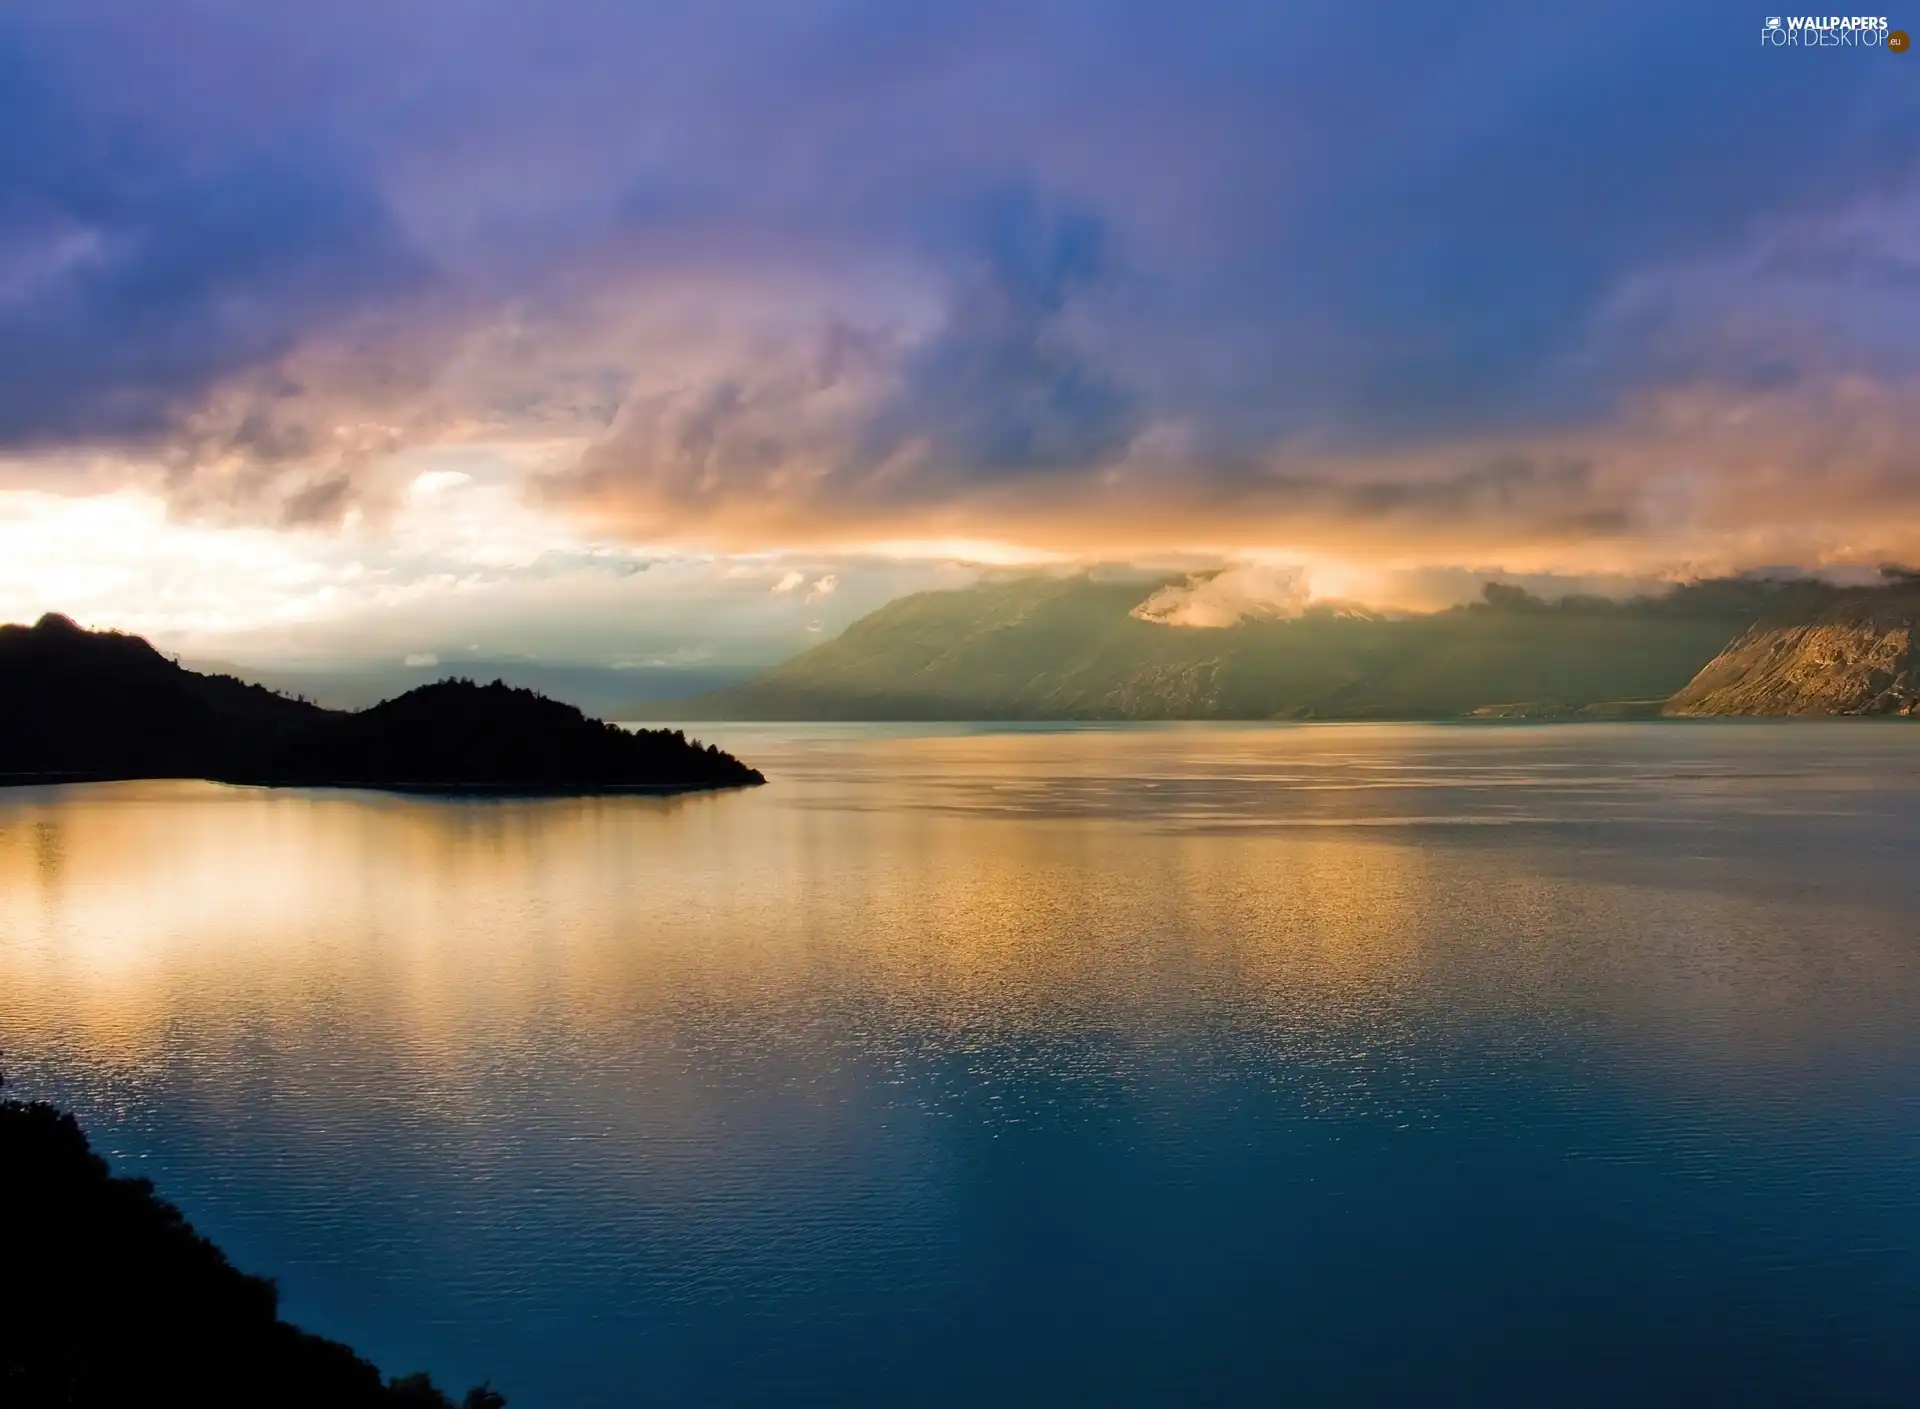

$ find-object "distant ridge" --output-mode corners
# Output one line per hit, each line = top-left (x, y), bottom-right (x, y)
(0, 615), (763, 792)
(634, 575), (1808, 722)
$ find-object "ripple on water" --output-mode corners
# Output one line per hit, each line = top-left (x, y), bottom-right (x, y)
(2, 723), (1919, 1407)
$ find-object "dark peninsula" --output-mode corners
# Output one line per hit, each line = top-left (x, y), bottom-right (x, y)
(0, 614), (762, 792)
(243, 677), (764, 792)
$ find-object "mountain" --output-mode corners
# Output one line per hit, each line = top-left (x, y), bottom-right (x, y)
(0, 615), (762, 791)
(1, 1097), (502, 1408)
(1664, 580), (1920, 716)
(638, 575), (1795, 721)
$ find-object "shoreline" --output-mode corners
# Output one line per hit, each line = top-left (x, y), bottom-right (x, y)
(0, 771), (767, 796)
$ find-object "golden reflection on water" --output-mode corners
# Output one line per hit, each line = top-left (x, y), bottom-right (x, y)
(2, 725), (1916, 1121)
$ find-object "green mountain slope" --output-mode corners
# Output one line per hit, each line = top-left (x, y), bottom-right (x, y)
(639, 575), (1783, 721)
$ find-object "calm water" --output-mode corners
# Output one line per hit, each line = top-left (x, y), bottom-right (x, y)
(4, 723), (1920, 1407)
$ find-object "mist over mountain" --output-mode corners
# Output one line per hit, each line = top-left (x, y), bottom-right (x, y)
(637, 574), (1831, 722)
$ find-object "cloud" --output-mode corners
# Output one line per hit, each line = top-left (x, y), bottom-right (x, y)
(402, 652), (439, 667)
(771, 570), (806, 595)
(0, 15), (429, 461)
(849, 192), (1140, 484)
(0, 0), (1914, 579)
(1132, 565), (1311, 628)
(805, 573), (839, 602)
(0, 476), (981, 666)
(546, 193), (1141, 540)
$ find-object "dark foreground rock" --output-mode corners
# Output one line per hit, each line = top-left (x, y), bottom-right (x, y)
(0, 1097), (503, 1409)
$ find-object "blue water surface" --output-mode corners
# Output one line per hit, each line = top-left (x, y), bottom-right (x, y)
(3, 722), (1918, 1407)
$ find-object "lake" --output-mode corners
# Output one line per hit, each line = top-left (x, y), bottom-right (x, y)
(3, 722), (1919, 1407)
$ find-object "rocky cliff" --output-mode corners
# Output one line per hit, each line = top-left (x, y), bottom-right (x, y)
(1664, 589), (1920, 716)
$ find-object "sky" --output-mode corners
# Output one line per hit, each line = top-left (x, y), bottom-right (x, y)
(1, 1), (1916, 669)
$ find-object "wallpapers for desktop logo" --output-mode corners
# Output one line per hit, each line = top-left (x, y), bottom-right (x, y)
(1760, 14), (1905, 45)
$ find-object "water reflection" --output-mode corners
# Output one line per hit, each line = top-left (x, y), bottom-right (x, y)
(2, 725), (1919, 1407)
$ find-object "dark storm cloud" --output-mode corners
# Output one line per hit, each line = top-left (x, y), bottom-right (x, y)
(1, 0), (1915, 550)
(1214, 5), (1913, 435)
(854, 191), (1140, 484)
(0, 17), (428, 449)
